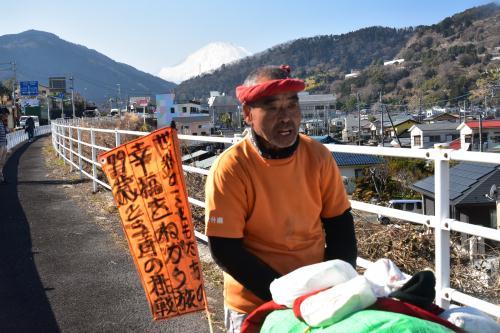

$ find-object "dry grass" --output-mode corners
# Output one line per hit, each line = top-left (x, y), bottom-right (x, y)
(352, 210), (500, 304)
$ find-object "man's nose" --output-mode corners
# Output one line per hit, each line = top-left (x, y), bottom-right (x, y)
(277, 106), (294, 120)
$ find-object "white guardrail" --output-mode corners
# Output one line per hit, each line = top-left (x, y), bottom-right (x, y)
(51, 118), (500, 318)
(6, 125), (52, 150)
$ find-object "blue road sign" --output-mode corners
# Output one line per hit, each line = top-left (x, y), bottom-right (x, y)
(20, 81), (39, 96)
(58, 92), (65, 99)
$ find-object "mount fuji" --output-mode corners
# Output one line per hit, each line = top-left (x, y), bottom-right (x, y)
(158, 42), (251, 84)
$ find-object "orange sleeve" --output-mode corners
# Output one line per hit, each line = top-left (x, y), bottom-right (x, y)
(320, 150), (351, 218)
(205, 154), (248, 238)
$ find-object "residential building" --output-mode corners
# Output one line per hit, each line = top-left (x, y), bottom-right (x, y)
(383, 117), (419, 138)
(174, 100), (210, 117)
(173, 115), (213, 136)
(165, 100), (213, 136)
(311, 135), (384, 193)
(457, 119), (500, 151)
(298, 92), (336, 135)
(368, 116), (419, 144)
(425, 106), (446, 118)
(409, 122), (460, 149)
(412, 162), (500, 230)
(342, 114), (371, 143)
(207, 91), (240, 129)
(383, 58), (405, 66)
(423, 112), (459, 124)
(345, 70), (360, 79)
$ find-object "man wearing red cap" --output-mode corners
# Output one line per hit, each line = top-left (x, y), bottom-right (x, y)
(205, 65), (357, 332)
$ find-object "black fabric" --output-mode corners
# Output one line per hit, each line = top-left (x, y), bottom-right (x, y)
(322, 209), (358, 268)
(389, 270), (436, 309)
(208, 236), (281, 301)
(249, 128), (299, 159)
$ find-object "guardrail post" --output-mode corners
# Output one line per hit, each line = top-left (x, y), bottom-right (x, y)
(62, 126), (67, 165)
(57, 125), (62, 158)
(434, 146), (451, 309)
(90, 128), (97, 193)
(69, 127), (74, 171)
(115, 129), (121, 147)
(53, 124), (57, 151)
(77, 128), (83, 179)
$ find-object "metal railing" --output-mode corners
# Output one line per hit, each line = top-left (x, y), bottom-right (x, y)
(51, 118), (500, 318)
(6, 125), (52, 150)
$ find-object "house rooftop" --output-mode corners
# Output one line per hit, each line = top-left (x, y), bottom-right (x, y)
(333, 152), (384, 167)
(298, 93), (336, 103)
(412, 162), (499, 203)
(209, 95), (239, 107)
(464, 120), (500, 129)
(412, 123), (460, 132)
(310, 135), (383, 167)
(424, 113), (459, 121)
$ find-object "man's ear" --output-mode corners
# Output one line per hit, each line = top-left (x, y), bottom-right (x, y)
(242, 104), (252, 125)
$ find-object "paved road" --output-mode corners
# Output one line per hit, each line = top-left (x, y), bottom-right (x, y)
(0, 136), (212, 332)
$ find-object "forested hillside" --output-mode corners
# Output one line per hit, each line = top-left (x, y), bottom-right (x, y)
(174, 27), (414, 101)
(175, 3), (500, 111)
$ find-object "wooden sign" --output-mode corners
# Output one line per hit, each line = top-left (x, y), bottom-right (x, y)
(99, 127), (205, 320)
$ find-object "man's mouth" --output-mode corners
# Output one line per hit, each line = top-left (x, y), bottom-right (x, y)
(278, 129), (293, 136)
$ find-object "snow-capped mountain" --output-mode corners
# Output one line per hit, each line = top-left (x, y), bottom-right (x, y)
(158, 42), (251, 84)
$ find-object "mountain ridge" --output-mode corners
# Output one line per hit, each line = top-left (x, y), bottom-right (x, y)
(0, 29), (176, 103)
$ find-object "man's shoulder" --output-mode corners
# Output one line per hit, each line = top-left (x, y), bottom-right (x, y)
(210, 138), (250, 174)
(298, 134), (332, 157)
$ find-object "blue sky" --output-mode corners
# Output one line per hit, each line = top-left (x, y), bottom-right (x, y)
(0, 0), (494, 76)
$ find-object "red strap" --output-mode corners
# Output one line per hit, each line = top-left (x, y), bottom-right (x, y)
(371, 298), (466, 333)
(240, 301), (286, 333)
(236, 78), (305, 104)
(292, 288), (329, 321)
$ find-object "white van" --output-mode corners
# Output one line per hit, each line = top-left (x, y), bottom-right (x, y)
(19, 115), (40, 128)
(378, 199), (423, 224)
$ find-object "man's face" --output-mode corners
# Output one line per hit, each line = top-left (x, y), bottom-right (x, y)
(243, 91), (301, 150)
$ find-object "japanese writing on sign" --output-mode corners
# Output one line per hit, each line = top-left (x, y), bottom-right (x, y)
(98, 127), (205, 320)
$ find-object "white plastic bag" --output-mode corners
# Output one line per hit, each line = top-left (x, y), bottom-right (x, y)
(300, 275), (377, 327)
(363, 258), (410, 297)
(270, 259), (358, 308)
(439, 305), (500, 333)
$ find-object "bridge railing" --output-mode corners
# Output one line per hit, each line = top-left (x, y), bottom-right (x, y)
(6, 125), (52, 150)
(51, 118), (500, 318)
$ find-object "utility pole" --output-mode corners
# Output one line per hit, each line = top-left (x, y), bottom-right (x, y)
(484, 94), (488, 117)
(418, 96), (422, 122)
(70, 76), (76, 118)
(357, 93), (361, 145)
(463, 100), (466, 122)
(326, 103), (330, 137)
(479, 112), (483, 152)
(385, 104), (402, 148)
(47, 96), (51, 123)
(379, 91), (384, 146)
(61, 96), (64, 119)
(11, 61), (16, 115)
(458, 102), (461, 123)
(117, 84), (121, 117)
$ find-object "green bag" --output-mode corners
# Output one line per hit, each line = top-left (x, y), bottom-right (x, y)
(260, 309), (454, 333)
